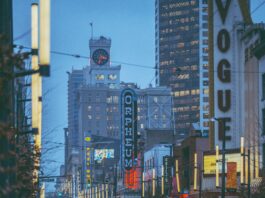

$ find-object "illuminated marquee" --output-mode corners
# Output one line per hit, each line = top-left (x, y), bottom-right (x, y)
(122, 89), (137, 170)
(121, 88), (138, 189)
(203, 151), (241, 175)
(94, 149), (114, 162)
(85, 134), (91, 184)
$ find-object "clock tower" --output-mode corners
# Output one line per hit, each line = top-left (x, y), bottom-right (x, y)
(85, 36), (121, 88)
(89, 36), (111, 67)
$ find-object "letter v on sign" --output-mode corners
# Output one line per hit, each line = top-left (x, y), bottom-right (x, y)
(215, 0), (232, 24)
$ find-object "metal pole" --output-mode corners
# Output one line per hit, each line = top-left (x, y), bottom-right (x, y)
(248, 149), (251, 198)
(199, 167), (202, 198)
(221, 120), (226, 198)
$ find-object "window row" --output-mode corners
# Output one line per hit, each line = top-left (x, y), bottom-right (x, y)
(95, 74), (117, 80)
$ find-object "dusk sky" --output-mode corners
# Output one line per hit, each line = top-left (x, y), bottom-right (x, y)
(12, 0), (265, 191)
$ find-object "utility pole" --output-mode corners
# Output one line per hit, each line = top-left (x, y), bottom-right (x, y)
(247, 149), (251, 198)
(213, 118), (226, 198)
(199, 167), (203, 198)
(221, 119), (226, 198)
(0, 1), (14, 198)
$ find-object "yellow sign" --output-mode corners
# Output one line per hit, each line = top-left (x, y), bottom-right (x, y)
(85, 137), (91, 142)
(204, 153), (241, 175)
(85, 136), (91, 183)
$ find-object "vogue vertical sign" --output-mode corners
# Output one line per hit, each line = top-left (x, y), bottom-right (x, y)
(214, 0), (233, 141)
(121, 89), (137, 170)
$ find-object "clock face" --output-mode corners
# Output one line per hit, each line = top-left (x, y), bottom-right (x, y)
(92, 49), (109, 65)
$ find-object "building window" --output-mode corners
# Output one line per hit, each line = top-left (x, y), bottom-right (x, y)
(88, 106), (92, 111)
(96, 74), (104, 80)
(108, 74), (117, 80)
(262, 73), (265, 100)
(109, 83), (116, 89)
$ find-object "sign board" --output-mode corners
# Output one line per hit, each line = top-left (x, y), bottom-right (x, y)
(84, 131), (91, 184)
(94, 149), (114, 162)
(163, 156), (172, 196)
(226, 162), (237, 190)
(121, 88), (138, 189)
(121, 89), (137, 171)
(203, 152), (241, 175)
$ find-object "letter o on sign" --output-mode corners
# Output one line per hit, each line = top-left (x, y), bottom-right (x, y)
(125, 95), (132, 104)
(217, 29), (230, 53)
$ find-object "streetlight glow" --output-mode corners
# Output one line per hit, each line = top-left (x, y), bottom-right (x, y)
(40, 0), (50, 75)
(240, 137), (244, 184)
(215, 145), (219, 187)
(194, 153), (197, 191)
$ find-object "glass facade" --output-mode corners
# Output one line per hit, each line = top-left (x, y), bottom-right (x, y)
(155, 0), (208, 139)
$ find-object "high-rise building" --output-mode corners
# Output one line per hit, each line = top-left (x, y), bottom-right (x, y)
(67, 69), (83, 174)
(155, 0), (209, 141)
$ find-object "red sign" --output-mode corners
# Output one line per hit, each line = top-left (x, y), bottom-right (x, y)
(226, 162), (237, 189)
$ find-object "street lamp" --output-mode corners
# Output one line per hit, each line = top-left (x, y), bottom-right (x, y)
(211, 117), (226, 198)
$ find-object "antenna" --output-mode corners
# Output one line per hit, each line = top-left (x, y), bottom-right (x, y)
(89, 22), (93, 39)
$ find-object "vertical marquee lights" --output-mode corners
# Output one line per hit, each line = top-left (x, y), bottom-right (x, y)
(152, 168), (155, 197)
(161, 165), (164, 195)
(240, 137), (244, 184)
(175, 159), (180, 193)
(215, 145), (219, 187)
(121, 88), (138, 189)
(31, 2), (42, 185)
(193, 153), (198, 191)
(39, 0), (50, 76)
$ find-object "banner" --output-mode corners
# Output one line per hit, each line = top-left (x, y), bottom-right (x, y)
(226, 162), (237, 190)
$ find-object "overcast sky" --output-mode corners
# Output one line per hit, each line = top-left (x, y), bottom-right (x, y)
(12, 0), (265, 191)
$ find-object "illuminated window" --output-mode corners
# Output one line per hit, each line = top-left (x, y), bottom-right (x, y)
(88, 106), (92, 111)
(88, 115), (92, 119)
(203, 89), (209, 95)
(108, 74), (117, 80)
(109, 83), (116, 89)
(96, 74), (104, 80)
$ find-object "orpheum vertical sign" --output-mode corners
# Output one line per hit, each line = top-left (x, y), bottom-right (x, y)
(121, 88), (138, 188)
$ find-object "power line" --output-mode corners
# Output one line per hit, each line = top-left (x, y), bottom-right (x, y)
(251, 0), (265, 14)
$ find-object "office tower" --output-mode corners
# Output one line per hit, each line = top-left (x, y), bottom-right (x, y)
(67, 69), (83, 174)
(155, 0), (209, 141)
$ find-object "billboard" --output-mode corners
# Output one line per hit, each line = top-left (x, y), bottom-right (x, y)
(226, 162), (237, 190)
(203, 152), (241, 175)
(94, 149), (114, 162)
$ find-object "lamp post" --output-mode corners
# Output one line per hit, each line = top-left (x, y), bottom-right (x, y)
(240, 137), (251, 198)
(211, 118), (226, 198)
